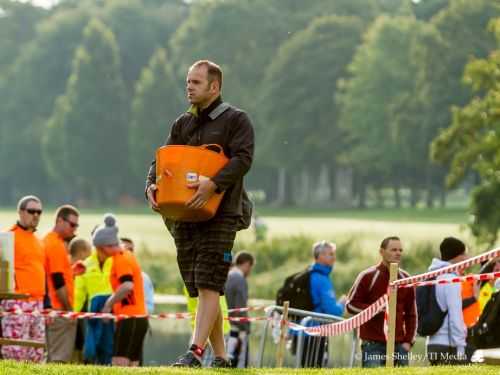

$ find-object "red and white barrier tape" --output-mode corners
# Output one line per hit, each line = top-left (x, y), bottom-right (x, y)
(288, 295), (388, 337)
(396, 271), (500, 288)
(228, 305), (268, 314)
(391, 247), (500, 288)
(0, 308), (270, 323)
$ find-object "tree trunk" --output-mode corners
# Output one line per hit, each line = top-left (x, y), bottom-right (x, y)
(375, 187), (384, 208)
(357, 177), (366, 209)
(393, 183), (401, 208)
(439, 185), (447, 208)
(410, 186), (419, 208)
(275, 167), (286, 206)
(329, 163), (336, 203)
(426, 188), (435, 208)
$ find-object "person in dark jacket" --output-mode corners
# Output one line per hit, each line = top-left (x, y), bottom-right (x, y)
(225, 251), (255, 368)
(346, 236), (416, 368)
(145, 60), (254, 368)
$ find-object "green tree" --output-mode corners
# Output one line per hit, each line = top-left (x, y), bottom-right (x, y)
(170, 0), (378, 112)
(129, 48), (183, 184)
(337, 15), (430, 207)
(432, 19), (500, 245)
(257, 15), (365, 205)
(43, 18), (128, 203)
(0, 0), (47, 75)
(412, 0), (450, 20)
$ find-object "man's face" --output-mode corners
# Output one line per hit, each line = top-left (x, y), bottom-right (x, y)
(380, 239), (403, 265)
(186, 65), (217, 107)
(18, 200), (43, 231)
(240, 261), (254, 278)
(121, 240), (134, 252)
(317, 245), (336, 267)
(101, 244), (121, 257)
(57, 214), (79, 240)
(493, 259), (500, 273)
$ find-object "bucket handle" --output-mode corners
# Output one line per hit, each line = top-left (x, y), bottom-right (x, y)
(201, 144), (224, 154)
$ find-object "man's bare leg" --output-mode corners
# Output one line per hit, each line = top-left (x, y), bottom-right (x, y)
(192, 288), (222, 358)
(208, 305), (226, 358)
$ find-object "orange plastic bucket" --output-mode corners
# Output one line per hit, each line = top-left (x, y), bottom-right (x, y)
(155, 144), (229, 222)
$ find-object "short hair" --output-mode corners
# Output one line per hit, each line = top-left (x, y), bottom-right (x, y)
(234, 251), (254, 266)
(312, 240), (336, 259)
(380, 236), (400, 249)
(55, 204), (79, 220)
(120, 237), (134, 245)
(190, 60), (223, 90)
(17, 195), (41, 211)
(69, 237), (91, 258)
(440, 236), (465, 261)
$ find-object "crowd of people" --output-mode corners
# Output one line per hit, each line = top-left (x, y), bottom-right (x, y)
(0, 194), (257, 368)
(1, 195), (155, 366)
(291, 236), (500, 368)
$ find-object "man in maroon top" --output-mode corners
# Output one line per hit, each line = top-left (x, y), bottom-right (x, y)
(346, 236), (416, 367)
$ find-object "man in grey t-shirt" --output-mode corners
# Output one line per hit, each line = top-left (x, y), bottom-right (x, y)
(225, 251), (255, 367)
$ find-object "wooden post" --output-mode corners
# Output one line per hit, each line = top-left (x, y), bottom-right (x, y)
(0, 260), (9, 293)
(386, 262), (399, 367)
(276, 301), (289, 368)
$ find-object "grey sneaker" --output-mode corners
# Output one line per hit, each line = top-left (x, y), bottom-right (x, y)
(172, 351), (202, 367)
(211, 356), (232, 368)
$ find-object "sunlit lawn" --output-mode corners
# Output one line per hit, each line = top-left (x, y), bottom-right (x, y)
(0, 362), (498, 375)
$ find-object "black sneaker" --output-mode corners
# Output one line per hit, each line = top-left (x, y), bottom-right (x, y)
(211, 356), (231, 368)
(172, 351), (202, 367)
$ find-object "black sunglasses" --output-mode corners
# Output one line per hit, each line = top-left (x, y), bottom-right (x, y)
(63, 217), (79, 228)
(25, 208), (42, 215)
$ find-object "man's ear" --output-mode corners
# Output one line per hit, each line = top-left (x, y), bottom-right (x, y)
(210, 80), (220, 93)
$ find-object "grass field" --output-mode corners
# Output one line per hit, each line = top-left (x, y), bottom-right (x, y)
(0, 207), (474, 255)
(0, 362), (498, 375)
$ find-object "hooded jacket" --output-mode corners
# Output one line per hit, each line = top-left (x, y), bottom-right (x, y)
(309, 263), (344, 317)
(426, 258), (467, 352)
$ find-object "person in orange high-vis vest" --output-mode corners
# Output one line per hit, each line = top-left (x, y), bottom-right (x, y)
(43, 205), (80, 363)
(462, 279), (480, 328)
(95, 214), (148, 367)
(1, 196), (45, 362)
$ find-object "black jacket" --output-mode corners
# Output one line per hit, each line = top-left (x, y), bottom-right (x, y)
(145, 97), (254, 220)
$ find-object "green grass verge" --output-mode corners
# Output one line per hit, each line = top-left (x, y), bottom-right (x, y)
(257, 207), (469, 224)
(0, 362), (498, 375)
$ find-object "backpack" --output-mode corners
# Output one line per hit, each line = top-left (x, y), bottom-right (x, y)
(468, 290), (500, 349)
(276, 268), (314, 312)
(416, 281), (448, 336)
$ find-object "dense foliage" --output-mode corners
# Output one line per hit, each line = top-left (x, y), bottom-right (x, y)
(2, 0), (500, 242)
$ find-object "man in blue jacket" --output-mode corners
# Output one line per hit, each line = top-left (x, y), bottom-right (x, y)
(302, 240), (345, 367)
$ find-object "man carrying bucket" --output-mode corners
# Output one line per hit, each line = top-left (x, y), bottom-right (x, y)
(145, 60), (254, 367)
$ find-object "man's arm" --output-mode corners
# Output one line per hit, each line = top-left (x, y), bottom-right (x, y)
(73, 274), (87, 312)
(345, 272), (371, 314)
(402, 287), (417, 346)
(51, 272), (71, 311)
(210, 112), (254, 192)
(226, 274), (249, 332)
(102, 280), (134, 314)
(318, 287), (344, 317)
(446, 283), (467, 353)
